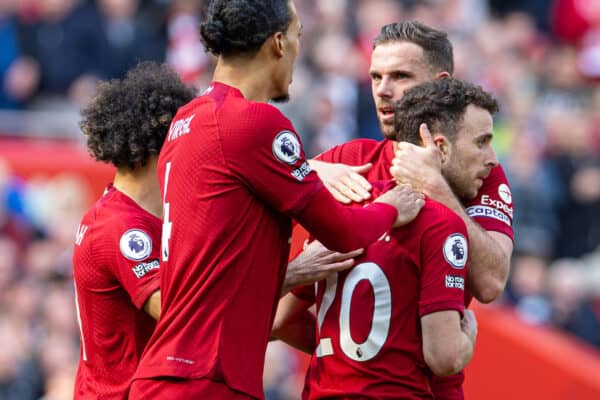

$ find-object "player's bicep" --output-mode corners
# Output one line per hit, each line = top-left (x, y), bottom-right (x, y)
(418, 209), (468, 316)
(488, 230), (513, 259)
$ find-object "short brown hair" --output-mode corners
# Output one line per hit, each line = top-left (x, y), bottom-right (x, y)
(394, 78), (499, 144)
(373, 21), (454, 75)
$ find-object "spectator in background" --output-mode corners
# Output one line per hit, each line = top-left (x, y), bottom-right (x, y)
(505, 133), (560, 258)
(96, 0), (166, 80)
(544, 102), (600, 259)
(0, 313), (44, 400)
(17, 0), (104, 108)
(165, 0), (210, 86)
(0, 160), (35, 249)
(504, 253), (552, 324)
(0, 0), (38, 109)
(547, 258), (600, 348)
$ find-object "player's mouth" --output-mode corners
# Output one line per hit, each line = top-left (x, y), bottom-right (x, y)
(378, 105), (395, 123)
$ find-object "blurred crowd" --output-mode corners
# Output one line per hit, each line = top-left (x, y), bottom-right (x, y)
(1, 0), (600, 399)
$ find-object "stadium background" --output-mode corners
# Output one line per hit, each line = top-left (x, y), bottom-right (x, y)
(1, 0), (600, 398)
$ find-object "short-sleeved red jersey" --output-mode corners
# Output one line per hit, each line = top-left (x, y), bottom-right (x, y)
(306, 138), (513, 400)
(72, 185), (160, 399)
(134, 83), (396, 399)
(300, 184), (469, 399)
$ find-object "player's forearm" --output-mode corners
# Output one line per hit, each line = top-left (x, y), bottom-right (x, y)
(453, 331), (475, 374)
(270, 309), (317, 354)
(296, 187), (396, 253)
(422, 311), (473, 376)
(428, 182), (509, 303)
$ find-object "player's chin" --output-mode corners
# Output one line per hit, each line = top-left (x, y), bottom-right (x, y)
(380, 123), (397, 140)
(466, 182), (481, 199)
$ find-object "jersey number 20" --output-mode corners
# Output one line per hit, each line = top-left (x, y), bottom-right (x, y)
(317, 262), (391, 362)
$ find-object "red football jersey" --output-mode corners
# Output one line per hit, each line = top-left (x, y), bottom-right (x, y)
(309, 138), (513, 400)
(315, 138), (514, 240)
(72, 185), (160, 399)
(134, 83), (396, 399)
(298, 187), (469, 399)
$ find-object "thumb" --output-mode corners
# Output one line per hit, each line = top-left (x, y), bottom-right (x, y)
(350, 163), (373, 174)
(419, 123), (435, 148)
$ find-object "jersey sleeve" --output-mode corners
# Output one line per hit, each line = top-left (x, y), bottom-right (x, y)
(464, 165), (514, 241)
(418, 204), (468, 318)
(222, 103), (323, 215)
(110, 224), (161, 310)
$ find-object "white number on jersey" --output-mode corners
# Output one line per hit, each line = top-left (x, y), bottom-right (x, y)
(161, 161), (173, 262)
(317, 262), (392, 362)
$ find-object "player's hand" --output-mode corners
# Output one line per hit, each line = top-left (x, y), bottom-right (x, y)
(374, 183), (425, 227)
(390, 123), (444, 197)
(283, 241), (363, 294)
(461, 309), (478, 344)
(309, 159), (372, 204)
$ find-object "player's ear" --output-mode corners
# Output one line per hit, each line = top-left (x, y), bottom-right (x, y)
(272, 32), (285, 58)
(433, 134), (450, 163)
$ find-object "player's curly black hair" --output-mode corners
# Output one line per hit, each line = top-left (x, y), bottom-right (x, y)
(200, 0), (292, 57)
(81, 62), (195, 170)
(394, 78), (499, 144)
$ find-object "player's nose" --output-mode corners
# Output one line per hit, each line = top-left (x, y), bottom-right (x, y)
(375, 76), (393, 98)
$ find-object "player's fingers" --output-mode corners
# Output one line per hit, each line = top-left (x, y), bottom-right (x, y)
(391, 152), (413, 165)
(340, 176), (369, 202)
(396, 141), (418, 152)
(350, 163), (373, 175)
(415, 197), (425, 209)
(348, 172), (372, 195)
(327, 185), (352, 204)
(419, 123), (435, 148)
(337, 177), (367, 203)
(390, 165), (412, 183)
(322, 259), (355, 273)
(325, 248), (364, 263)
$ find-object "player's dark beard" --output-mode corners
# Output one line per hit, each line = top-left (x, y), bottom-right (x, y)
(380, 120), (396, 139)
(271, 95), (290, 103)
(444, 168), (475, 201)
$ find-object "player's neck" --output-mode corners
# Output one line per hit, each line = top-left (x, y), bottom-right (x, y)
(212, 56), (274, 103)
(113, 157), (162, 218)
